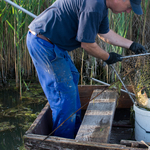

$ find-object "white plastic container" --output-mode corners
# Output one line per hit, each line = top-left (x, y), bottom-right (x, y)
(133, 104), (150, 142)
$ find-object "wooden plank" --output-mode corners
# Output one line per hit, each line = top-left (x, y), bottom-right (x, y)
(78, 85), (133, 109)
(117, 86), (133, 108)
(25, 102), (53, 135)
(24, 134), (147, 150)
(24, 134), (136, 150)
(120, 140), (150, 148)
(75, 89), (118, 143)
(78, 85), (108, 110)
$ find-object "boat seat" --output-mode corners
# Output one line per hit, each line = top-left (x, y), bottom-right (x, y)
(75, 89), (118, 143)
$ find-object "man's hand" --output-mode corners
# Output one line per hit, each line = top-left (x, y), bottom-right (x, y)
(129, 42), (147, 54)
(105, 52), (122, 65)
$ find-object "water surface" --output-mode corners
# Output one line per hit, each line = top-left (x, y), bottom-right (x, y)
(0, 84), (47, 150)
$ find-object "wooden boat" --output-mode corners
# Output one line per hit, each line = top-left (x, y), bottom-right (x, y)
(24, 85), (149, 150)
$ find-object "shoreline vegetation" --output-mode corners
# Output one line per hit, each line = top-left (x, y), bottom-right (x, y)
(0, 0), (150, 97)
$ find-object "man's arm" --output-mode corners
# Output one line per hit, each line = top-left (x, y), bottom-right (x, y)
(81, 29), (133, 61)
(81, 42), (109, 61)
(81, 42), (122, 65)
(98, 29), (147, 54)
(81, 29), (147, 65)
(98, 29), (133, 49)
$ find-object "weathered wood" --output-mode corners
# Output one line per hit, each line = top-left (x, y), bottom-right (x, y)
(26, 86), (133, 136)
(117, 86), (133, 108)
(78, 85), (133, 109)
(24, 133), (146, 150)
(75, 89), (118, 143)
(78, 85), (108, 110)
(120, 140), (150, 148)
(26, 102), (52, 135)
(24, 85), (138, 150)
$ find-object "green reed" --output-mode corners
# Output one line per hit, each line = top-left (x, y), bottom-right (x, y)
(0, 0), (150, 90)
(0, 0), (54, 98)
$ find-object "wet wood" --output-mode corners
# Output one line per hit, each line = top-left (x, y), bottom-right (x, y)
(120, 140), (150, 148)
(78, 85), (133, 109)
(75, 89), (118, 143)
(24, 85), (140, 150)
(24, 134), (144, 150)
(25, 102), (53, 135)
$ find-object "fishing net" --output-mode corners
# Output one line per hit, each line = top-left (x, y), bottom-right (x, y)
(118, 54), (150, 109)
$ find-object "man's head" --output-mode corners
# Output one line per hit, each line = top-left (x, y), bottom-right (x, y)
(106, 0), (143, 15)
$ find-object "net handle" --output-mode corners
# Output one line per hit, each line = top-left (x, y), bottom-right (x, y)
(121, 53), (150, 59)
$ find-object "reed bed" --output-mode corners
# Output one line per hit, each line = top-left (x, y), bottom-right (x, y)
(0, 0), (150, 95)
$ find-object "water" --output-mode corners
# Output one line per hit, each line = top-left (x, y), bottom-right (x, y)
(0, 84), (47, 150)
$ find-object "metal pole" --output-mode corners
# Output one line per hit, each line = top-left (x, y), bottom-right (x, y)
(90, 77), (135, 96)
(4, 0), (37, 18)
(121, 53), (150, 59)
(110, 64), (135, 103)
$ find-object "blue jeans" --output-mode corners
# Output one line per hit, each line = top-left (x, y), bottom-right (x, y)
(26, 31), (81, 138)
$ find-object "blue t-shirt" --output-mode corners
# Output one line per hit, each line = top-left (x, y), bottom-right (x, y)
(28, 0), (109, 51)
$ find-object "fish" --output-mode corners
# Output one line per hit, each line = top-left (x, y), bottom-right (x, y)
(137, 87), (150, 109)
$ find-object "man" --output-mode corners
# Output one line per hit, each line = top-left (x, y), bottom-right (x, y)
(26, 0), (147, 139)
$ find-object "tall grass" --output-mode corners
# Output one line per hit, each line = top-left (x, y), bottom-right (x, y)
(0, 0), (150, 92)
(0, 0), (53, 97)
(142, 0), (150, 46)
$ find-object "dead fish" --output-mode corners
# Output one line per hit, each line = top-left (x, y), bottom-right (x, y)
(137, 88), (150, 109)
